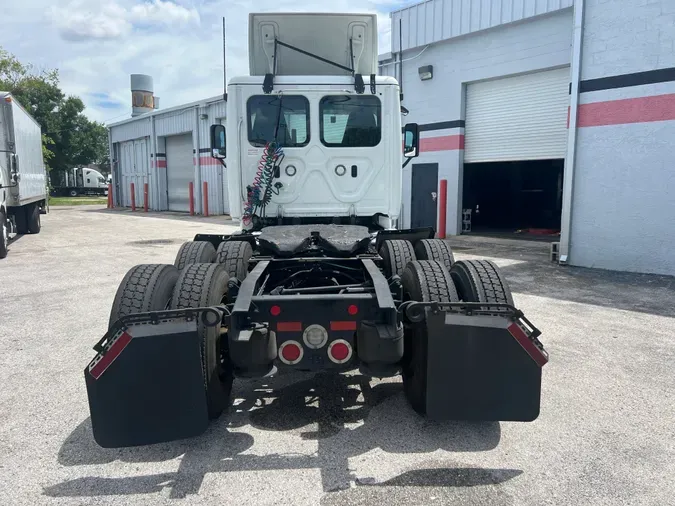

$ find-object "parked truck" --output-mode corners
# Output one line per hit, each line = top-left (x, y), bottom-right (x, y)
(50, 166), (108, 197)
(0, 92), (47, 259)
(84, 12), (548, 448)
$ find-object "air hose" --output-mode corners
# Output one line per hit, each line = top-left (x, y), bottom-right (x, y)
(243, 142), (284, 225)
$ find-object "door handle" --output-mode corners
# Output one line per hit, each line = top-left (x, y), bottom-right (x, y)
(431, 192), (437, 202)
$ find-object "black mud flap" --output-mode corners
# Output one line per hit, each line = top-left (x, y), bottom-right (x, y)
(422, 306), (548, 422)
(84, 315), (210, 448)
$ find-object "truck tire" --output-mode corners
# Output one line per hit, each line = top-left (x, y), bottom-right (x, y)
(108, 264), (180, 329)
(174, 240), (216, 270)
(26, 203), (41, 234)
(170, 263), (233, 419)
(14, 206), (27, 235)
(400, 260), (459, 415)
(450, 260), (514, 308)
(69, 189), (78, 197)
(414, 239), (455, 272)
(379, 239), (416, 278)
(0, 210), (8, 259)
(215, 241), (253, 281)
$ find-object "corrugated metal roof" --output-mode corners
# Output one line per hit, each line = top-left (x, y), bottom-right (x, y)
(390, 0), (574, 52)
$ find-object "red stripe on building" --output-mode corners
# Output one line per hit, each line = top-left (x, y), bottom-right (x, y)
(420, 134), (464, 152)
(577, 93), (675, 127)
(153, 160), (166, 168)
(193, 156), (222, 166)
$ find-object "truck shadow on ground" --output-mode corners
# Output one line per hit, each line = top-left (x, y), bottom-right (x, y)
(46, 372), (516, 499)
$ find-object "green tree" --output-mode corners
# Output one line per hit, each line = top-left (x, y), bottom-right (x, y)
(0, 46), (109, 176)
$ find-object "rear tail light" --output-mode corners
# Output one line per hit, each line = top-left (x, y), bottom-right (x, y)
(347, 304), (358, 315)
(328, 339), (352, 364)
(270, 305), (281, 316)
(279, 340), (304, 365)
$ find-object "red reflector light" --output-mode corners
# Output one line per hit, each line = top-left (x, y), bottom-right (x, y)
(270, 305), (281, 316)
(89, 331), (132, 380)
(279, 340), (304, 365)
(347, 304), (358, 315)
(330, 321), (357, 331)
(507, 322), (549, 367)
(277, 322), (302, 332)
(328, 339), (353, 364)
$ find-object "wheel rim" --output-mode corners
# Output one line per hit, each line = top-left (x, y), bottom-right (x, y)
(2, 221), (7, 248)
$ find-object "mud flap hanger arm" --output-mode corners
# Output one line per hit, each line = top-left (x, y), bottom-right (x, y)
(263, 38), (375, 95)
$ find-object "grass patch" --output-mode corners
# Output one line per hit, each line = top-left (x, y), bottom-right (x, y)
(49, 196), (108, 206)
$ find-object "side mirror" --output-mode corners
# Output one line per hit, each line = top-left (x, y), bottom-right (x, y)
(210, 124), (226, 159)
(403, 123), (419, 158)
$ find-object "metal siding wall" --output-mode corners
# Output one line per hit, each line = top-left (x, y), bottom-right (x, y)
(199, 102), (226, 215)
(155, 109), (194, 137)
(391, 0), (574, 52)
(110, 119), (151, 143)
(569, 0), (675, 275)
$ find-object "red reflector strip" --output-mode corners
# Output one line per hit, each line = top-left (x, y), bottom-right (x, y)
(277, 322), (302, 332)
(90, 331), (132, 380)
(507, 323), (549, 367)
(330, 321), (357, 331)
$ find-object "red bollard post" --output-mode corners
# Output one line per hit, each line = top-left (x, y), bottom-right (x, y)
(107, 183), (113, 209)
(143, 182), (149, 212)
(188, 182), (195, 216)
(203, 181), (209, 217)
(438, 179), (447, 239)
(130, 182), (136, 211)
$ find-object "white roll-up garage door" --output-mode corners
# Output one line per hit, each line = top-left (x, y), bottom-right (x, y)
(166, 134), (194, 212)
(464, 67), (570, 163)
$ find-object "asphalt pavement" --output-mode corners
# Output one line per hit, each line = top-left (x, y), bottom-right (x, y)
(0, 205), (673, 506)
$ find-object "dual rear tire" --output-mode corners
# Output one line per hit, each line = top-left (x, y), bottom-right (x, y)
(108, 262), (233, 420)
(398, 255), (514, 416)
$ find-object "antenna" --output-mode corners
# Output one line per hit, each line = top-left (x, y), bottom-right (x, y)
(222, 16), (227, 100)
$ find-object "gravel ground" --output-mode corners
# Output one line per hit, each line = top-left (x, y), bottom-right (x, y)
(1, 205), (674, 506)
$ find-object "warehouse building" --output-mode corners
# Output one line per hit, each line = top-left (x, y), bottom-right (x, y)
(379, 0), (675, 276)
(108, 75), (228, 215)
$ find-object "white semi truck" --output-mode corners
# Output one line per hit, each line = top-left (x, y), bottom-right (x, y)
(50, 166), (109, 197)
(84, 13), (548, 449)
(0, 92), (47, 259)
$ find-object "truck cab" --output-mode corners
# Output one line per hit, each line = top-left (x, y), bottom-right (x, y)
(211, 13), (419, 231)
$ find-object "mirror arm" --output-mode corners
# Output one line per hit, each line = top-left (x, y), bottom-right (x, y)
(402, 157), (413, 169)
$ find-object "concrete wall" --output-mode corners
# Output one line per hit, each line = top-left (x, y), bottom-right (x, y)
(381, 8), (573, 231)
(569, 0), (675, 276)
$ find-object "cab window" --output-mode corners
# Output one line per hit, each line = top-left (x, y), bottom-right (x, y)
(247, 95), (309, 148)
(320, 95), (381, 147)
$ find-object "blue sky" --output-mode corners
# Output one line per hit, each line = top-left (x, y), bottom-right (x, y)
(0, 0), (410, 124)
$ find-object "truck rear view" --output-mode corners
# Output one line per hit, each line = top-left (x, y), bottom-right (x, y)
(82, 12), (548, 449)
(0, 92), (47, 259)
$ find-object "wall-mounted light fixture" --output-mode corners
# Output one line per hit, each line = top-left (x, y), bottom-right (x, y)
(418, 65), (433, 81)
(200, 113), (209, 120)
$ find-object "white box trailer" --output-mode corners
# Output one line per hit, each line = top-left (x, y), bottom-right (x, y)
(0, 92), (47, 259)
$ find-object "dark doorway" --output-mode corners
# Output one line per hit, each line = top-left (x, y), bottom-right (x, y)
(462, 159), (564, 237)
(411, 163), (439, 229)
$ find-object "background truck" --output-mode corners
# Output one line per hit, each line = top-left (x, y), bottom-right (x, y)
(0, 92), (47, 259)
(84, 12), (548, 448)
(50, 166), (109, 197)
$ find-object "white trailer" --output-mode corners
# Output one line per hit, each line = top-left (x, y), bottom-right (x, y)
(0, 92), (47, 259)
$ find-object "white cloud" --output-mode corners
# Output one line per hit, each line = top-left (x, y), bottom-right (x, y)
(2, 0), (407, 123)
(50, 0), (199, 41)
(130, 0), (200, 26)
